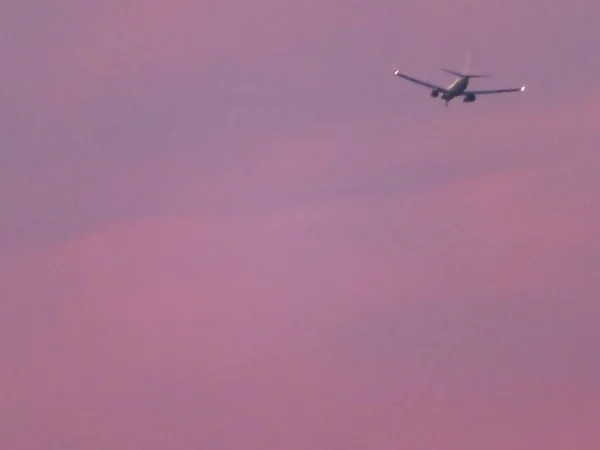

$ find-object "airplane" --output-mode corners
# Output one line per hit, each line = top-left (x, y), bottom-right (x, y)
(393, 68), (525, 106)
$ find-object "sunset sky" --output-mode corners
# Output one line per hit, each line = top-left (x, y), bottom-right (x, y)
(1, 1), (599, 449)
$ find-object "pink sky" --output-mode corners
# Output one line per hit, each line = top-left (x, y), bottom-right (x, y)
(1, 1), (599, 449)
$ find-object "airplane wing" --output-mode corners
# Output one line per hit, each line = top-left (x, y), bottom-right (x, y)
(394, 70), (447, 92)
(464, 86), (525, 95)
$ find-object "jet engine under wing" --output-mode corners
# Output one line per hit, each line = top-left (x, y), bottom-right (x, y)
(464, 86), (525, 95)
(393, 70), (447, 92)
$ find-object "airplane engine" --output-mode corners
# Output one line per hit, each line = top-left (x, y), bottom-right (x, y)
(463, 93), (476, 102)
(430, 89), (439, 98)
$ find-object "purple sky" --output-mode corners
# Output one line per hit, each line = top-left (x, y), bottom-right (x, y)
(1, 1), (599, 449)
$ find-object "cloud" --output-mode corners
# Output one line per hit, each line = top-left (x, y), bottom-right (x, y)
(2, 161), (599, 448)
(2, 84), (599, 257)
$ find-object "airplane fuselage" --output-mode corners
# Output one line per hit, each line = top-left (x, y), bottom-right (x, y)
(441, 77), (469, 102)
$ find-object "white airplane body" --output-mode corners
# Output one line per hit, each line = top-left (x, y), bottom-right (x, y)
(393, 68), (525, 106)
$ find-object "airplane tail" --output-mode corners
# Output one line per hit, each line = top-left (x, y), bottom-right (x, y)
(442, 68), (492, 78)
